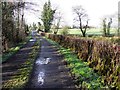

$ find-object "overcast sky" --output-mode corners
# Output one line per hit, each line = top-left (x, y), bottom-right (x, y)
(24, 0), (119, 27)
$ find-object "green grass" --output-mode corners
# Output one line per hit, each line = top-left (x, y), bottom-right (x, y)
(2, 38), (40, 89)
(2, 36), (32, 63)
(86, 28), (117, 35)
(60, 48), (103, 89)
(51, 28), (117, 35)
(2, 45), (22, 63)
(46, 38), (105, 89)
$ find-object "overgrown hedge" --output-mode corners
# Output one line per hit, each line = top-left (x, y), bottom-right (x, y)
(45, 33), (120, 89)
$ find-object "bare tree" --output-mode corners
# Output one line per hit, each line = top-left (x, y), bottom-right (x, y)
(53, 11), (62, 34)
(72, 6), (89, 37)
(107, 18), (112, 36)
(102, 17), (112, 36)
(2, 1), (37, 51)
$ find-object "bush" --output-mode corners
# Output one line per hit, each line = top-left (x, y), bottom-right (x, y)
(46, 34), (120, 89)
(60, 26), (69, 35)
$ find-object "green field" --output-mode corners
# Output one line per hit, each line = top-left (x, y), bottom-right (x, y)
(56, 28), (117, 35)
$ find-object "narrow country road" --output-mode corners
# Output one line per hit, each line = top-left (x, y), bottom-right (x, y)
(25, 37), (75, 89)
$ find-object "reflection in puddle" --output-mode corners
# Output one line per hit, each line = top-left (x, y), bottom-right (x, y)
(29, 38), (36, 42)
(41, 46), (44, 48)
(38, 72), (45, 85)
(40, 39), (42, 41)
(36, 57), (51, 65)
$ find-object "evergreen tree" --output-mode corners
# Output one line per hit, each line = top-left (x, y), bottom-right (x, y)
(41, 0), (55, 32)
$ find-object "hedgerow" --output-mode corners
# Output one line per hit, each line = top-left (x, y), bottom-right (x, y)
(44, 33), (120, 89)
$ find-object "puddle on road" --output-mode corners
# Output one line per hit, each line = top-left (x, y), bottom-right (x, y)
(40, 39), (42, 41)
(36, 57), (51, 65)
(41, 46), (44, 48)
(36, 57), (51, 85)
(38, 71), (45, 85)
(29, 38), (36, 42)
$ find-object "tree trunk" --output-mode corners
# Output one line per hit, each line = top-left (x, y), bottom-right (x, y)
(16, 3), (20, 43)
(118, 28), (120, 36)
(83, 31), (86, 37)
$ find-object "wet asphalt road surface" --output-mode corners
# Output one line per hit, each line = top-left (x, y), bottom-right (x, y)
(26, 37), (75, 89)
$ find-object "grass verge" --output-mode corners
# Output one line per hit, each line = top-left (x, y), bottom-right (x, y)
(46, 37), (105, 89)
(2, 36), (32, 63)
(2, 38), (40, 89)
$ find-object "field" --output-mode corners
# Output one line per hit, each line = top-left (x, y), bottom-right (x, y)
(56, 28), (117, 35)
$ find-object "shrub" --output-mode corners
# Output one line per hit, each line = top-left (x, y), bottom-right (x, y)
(60, 26), (69, 35)
(46, 34), (120, 89)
